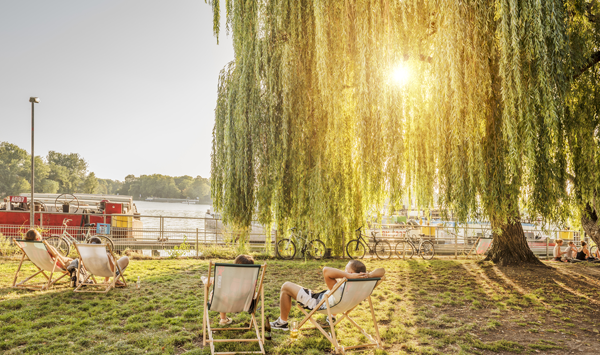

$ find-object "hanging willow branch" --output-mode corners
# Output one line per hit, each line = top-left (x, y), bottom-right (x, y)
(208, 0), (597, 253)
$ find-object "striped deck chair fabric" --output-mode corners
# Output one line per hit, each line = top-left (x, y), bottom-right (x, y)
(298, 277), (384, 354)
(12, 240), (69, 290)
(73, 243), (126, 293)
(476, 238), (493, 255)
(202, 261), (266, 355)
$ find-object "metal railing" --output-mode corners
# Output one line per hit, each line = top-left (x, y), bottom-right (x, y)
(0, 212), (276, 257)
(0, 212), (592, 259)
(366, 223), (587, 259)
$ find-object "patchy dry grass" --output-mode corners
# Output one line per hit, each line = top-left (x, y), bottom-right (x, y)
(1, 257), (599, 354)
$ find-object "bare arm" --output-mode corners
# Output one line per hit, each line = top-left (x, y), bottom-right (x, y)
(323, 267), (386, 290)
(367, 268), (385, 278)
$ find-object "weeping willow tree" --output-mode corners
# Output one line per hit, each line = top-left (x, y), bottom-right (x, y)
(209, 0), (600, 265)
(565, 1), (600, 252)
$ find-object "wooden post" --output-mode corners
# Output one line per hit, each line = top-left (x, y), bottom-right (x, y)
(546, 234), (549, 260)
(160, 216), (164, 242)
(196, 228), (199, 257)
(454, 226), (458, 259)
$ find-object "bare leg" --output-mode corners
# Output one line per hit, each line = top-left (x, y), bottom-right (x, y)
(279, 282), (302, 322)
(220, 312), (227, 320)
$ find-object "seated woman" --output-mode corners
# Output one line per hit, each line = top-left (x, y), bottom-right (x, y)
(553, 239), (568, 262)
(68, 237), (129, 287)
(576, 241), (597, 262)
(24, 229), (76, 272)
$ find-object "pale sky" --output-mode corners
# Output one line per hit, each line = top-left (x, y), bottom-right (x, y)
(0, 1), (234, 181)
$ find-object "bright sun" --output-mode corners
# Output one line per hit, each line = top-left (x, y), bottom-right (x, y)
(392, 65), (410, 86)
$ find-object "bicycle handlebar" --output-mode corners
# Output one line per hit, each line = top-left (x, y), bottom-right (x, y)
(62, 218), (72, 225)
(355, 226), (363, 232)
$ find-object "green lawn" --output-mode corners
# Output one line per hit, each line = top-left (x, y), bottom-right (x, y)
(1, 257), (599, 354)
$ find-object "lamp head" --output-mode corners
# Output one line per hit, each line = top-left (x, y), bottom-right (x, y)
(29, 97), (40, 103)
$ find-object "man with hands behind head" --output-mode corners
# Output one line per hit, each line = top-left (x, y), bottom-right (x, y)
(270, 260), (385, 330)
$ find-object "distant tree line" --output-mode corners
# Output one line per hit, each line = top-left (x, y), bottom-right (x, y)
(119, 174), (211, 202)
(0, 142), (211, 203)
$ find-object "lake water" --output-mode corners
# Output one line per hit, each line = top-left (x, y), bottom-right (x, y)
(134, 200), (213, 230)
(133, 201), (214, 257)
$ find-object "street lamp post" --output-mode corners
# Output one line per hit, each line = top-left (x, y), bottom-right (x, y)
(29, 97), (39, 228)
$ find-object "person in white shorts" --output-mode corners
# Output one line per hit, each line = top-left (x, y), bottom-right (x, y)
(269, 260), (385, 330)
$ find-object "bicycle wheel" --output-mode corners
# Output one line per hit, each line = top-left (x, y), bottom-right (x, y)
(374, 240), (392, 259)
(277, 239), (296, 260)
(346, 240), (366, 259)
(46, 236), (70, 256)
(395, 241), (414, 259)
(590, 245), (598, 258)
(419, 241), (435, 260)
(94, 235), (115, 252)
(307, 240), (327, 260)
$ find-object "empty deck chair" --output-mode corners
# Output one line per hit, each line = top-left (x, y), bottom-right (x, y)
(297, 277), (385, 354)
(475, 238), (493, 256)
(73, 243), (126, 293)
(12, 239), (70, 291)
(202, 261), (266, 355)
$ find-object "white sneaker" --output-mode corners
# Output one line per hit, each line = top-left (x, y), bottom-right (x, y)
(269, 317), (289, 331)
(219, 317), (233, 325)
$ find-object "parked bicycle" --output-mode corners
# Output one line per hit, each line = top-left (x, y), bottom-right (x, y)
(277, 227), (327, 260)
(394, 229), (435, 260)
(345, 226), (392, 260)
(46, 219), (114, 256)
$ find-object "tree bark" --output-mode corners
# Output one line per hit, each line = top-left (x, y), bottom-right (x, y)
(580, 203), (600, 251)
(484, 219), (546, 266)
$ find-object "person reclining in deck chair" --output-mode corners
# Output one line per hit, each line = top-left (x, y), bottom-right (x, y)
(270, 260), (385, 330)
(203, 254), (256, 325)
(24, 229), (77, 277)
(69, 237), (130, 287)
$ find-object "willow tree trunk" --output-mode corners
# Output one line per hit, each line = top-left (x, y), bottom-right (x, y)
(484, 219), (545, 266)
(581, 203), (600, 251)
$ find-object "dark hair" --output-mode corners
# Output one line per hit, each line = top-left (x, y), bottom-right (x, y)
(88, 237), (102, 244)
(234, 254), (255, 264)
(581, 241), (587, 247)
(25, 229), (39, 241)
(348, 260), (366, 274)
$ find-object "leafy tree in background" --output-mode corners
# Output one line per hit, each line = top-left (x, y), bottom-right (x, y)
(23, 156), (50, 191)
(208, 0), (600, 264)
(83, 172), (99, 194)
(0, 142), (28, 196)
(183, 176), (211, 201)
(98, 178), (123, 195)
(0, 143), (211, 202)
(118, 175), (138, 196)
(175, 175), (194, 196)
(47, 151), (88, 193)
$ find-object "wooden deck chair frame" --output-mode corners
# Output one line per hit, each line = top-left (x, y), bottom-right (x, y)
(12, 239), (70, 291)
(297, 277), (385, 354)
(73, 243), (127, 293)
(464, 237), (492, 260)
(202, 261), (266, 355)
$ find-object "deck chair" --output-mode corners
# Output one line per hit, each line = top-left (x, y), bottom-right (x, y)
(73, 243), (126, 293)
(297, 277), (385, 354)
(12, 239), (70, 290)
(475, 238), (492, 256)
(202, 261), (266, 355)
